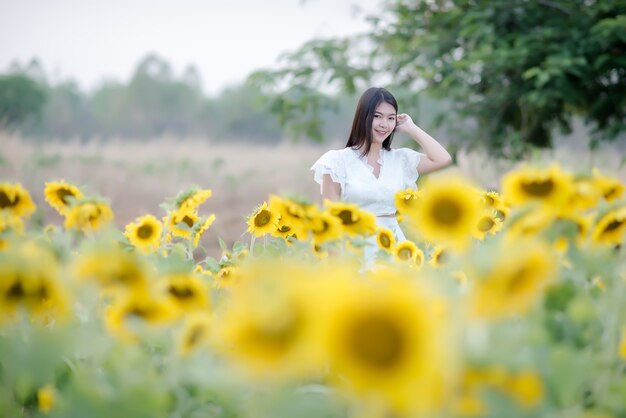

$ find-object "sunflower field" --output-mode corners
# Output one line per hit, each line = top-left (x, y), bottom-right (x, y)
(1, 163), (626, 418)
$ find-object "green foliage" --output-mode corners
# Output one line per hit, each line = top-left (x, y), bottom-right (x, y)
(0, 73), (47, 128)
(252, 0), (626, 158)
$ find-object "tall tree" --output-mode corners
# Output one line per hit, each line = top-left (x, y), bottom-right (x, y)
(250, 0), (626, 158)
(0, 74), (47, 128)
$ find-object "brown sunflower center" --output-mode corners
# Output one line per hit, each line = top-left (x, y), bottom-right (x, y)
(506, 267), (532, 293)
(137, 224), (154, 239)
(6, 280), (24, 299)
(379, 233), (391, 248)
(398, 247), (412, 260)
(521, 179), (555, 197)
(478, 217), (495, 232)
(277, 225), (291, 233)
(56, 188), (75, 204)
(0, 191), (19, 208)
(349, 314), (406, 370)
(254, 210), (271, 227)
(432, 198), (462, 226)
(603, 218), (624, 234)
(337, 210), (357, 225)
(182, 215), (194, 228)
(483, 195), (495, 206)
(168, 284), (195, 300)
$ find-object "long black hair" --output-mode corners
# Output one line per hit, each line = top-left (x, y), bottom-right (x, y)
(345, 87), (398, 157)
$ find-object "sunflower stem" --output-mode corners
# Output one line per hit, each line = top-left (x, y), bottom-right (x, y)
(250, 235), (256, 257)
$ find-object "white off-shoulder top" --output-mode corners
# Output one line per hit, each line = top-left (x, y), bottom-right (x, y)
(311, 147), (424, 216)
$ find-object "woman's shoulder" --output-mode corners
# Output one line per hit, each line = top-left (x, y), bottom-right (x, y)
(314, 147), (353, 163)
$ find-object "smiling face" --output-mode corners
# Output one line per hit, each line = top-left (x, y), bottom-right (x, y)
(371, 101), (397, 144)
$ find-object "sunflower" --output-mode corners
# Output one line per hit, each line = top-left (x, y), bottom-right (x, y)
(64, 199), (114, 232)
(174, 186), (213, 212)
(470, 237), (557, 319)
(591, 206), (626, 246)
(428, 245), (451, 268)
(37, 385), (56, 413)
(405, 176), (481, 250)
(505, 207), (555, 238)
(72, 244), (148, 294)
(309, 211), (343, 245)
(165, 208), (199, 240)
(158, 272), (210, 316)
(177, 312), (212, 356)
(213, 265), (241, 289)
(376, 228), (396, 252)
(393, 240), (423, 268)
(322, 274), (450, 413)
(0, 182), (36, 218)
(568, 175), (602, 213)
(269, 195), (316, 238)
(104, 289), (177, 342)
(192, 214), (216, 247)
(480, 190), (509, 221)
(501, 165), (574, 210)
(592, 168), (625, 202)
(44, 180), (83, 215)
(124, 214), (163, 253)
(0, 240), (69, 323)
(0, 213), (24, 250)
(271, 217), (298, 240)
(212, 264), (322, 380)
(473, 210), (503, 240)
(326, 201), (377, 237)
(394, 188), (420, 216)
(247, 202), (280, 237)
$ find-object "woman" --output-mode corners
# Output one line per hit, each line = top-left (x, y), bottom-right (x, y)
(311, 87), (452, 260)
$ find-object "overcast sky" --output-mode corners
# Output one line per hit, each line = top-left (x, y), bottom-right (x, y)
(0, 0), (380, 94)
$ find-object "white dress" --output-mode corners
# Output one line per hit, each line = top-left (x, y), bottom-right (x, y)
(311, 147), (424, 262)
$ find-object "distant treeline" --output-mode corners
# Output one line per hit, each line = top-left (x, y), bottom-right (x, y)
(0, 54), (362, 143)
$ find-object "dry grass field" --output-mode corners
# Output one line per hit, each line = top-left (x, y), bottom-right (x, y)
(2, 133), (625, 257)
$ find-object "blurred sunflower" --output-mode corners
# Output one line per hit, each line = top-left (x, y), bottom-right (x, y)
(44, 180), (83, 215)
(470, 238), (557, 319)
(591, 206), (626, 246)
(72, 244), (148, 294)
(393, 240), (423, 268)
(322, 274), (450, 413)
(174, 186), (213, 212)
(394, 188), (420, 216)
(0, 182), (36, 218)
(64, 199), (114, 232)
(309, 211), (343, 245)
(177, 311), (212, 356)
(158, 272), (210, 316)
(473, 210), (503, 240)
(592, 168), (625, 202)
(0, 212), (24, 250)
(213, 265), (241, 289)
(326, 201), (377, 237)
(0, 240), (69, 323)
(429, 245), (451, 268)
(376, 228), (396, 252)
(501, 165), (574, 209)
(104, 290), (177, 342)
(192, 214), (216, 247)
(271, 217), (297, 240)
(165, 209), (199, 240)
(480, 190), (509, 221)
(247, 202), (280, 237)
(269, 195), (316, 238)
(212, 264), (322, 380)
(405, 176), (481, 250)
(124, 214), (163, 253)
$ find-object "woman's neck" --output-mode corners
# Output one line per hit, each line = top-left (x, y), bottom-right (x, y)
(368, 142), (383, 156)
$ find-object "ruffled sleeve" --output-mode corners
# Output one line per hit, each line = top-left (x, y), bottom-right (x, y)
(310, 149), (347, 195)
(399, 148), (424, 188)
